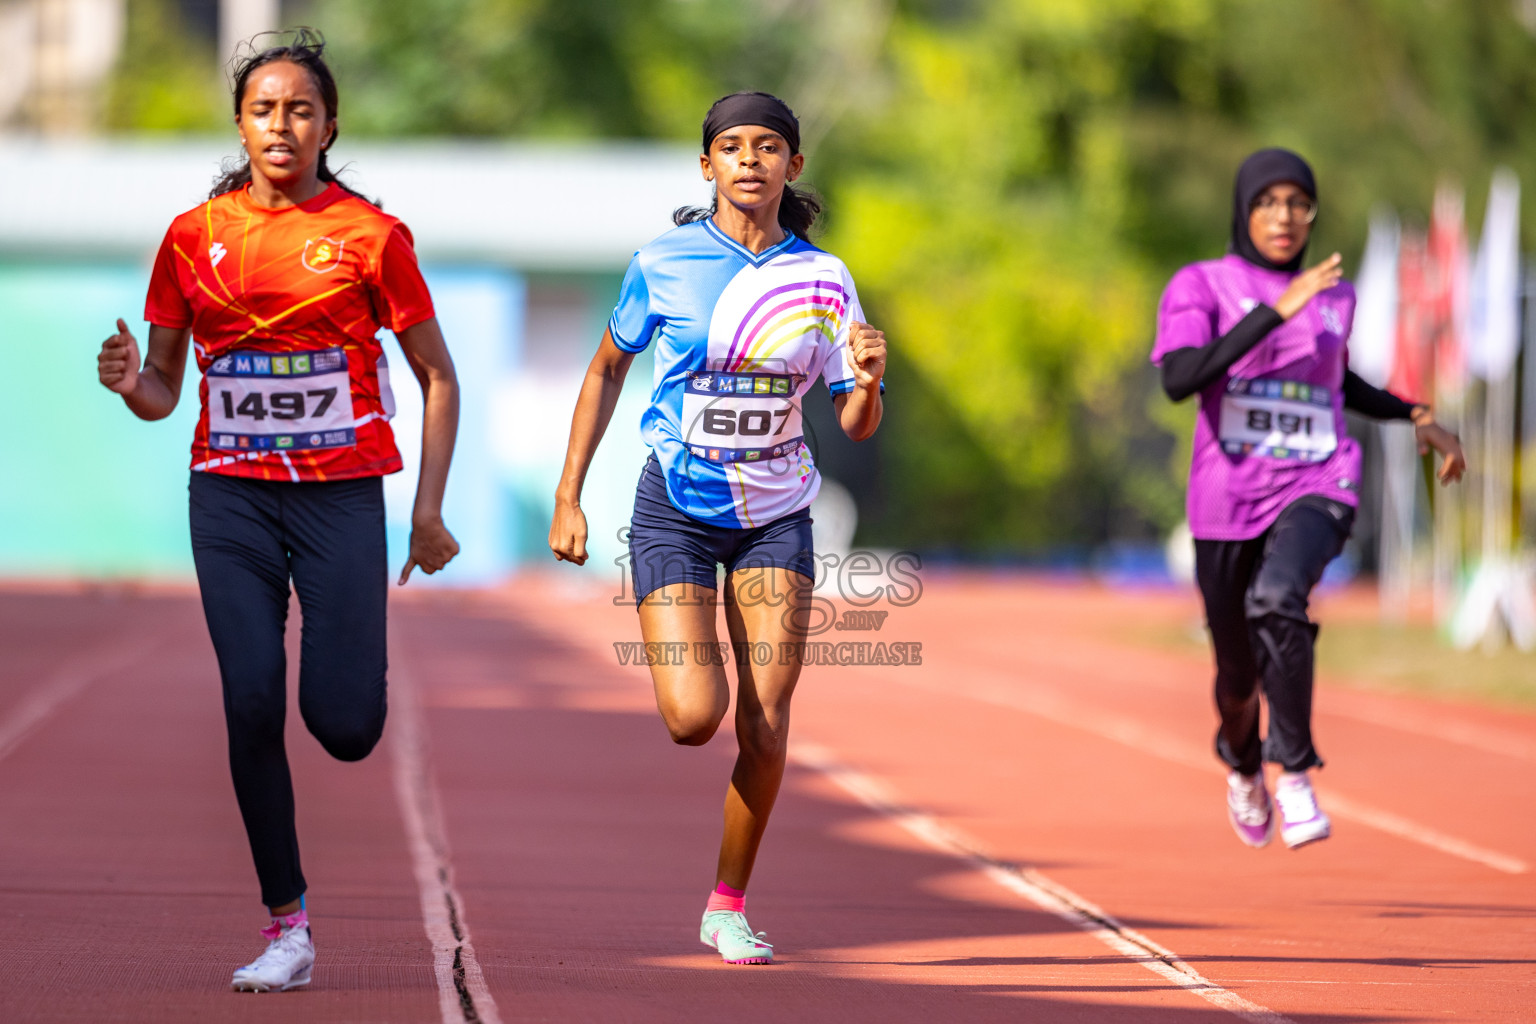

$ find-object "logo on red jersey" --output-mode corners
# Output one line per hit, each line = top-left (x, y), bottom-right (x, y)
(302, 236), (345, 274)
(208, 242), (228, 267)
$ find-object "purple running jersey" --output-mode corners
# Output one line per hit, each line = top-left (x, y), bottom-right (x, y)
(1152, 254), (1361, 541)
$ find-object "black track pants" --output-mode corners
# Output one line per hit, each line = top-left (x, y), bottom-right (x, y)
(1193, 495), (1353, 776)
(189, 472), (389, 908)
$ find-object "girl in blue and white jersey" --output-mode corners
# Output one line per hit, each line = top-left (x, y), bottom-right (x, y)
(550, 91), (887, 964)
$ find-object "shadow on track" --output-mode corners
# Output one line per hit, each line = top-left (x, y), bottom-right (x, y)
(395, 593), (1392, 1024)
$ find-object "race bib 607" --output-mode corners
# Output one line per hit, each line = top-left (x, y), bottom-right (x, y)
(681, 370), (805, 463)
(207, 347), (356, 453)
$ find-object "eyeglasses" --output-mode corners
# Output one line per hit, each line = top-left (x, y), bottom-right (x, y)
(1250, 195), (1317, 224)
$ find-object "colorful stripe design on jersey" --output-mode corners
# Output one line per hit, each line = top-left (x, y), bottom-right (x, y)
(609, 220), (866, 528)
(724, 280), (849, 373)
(145, 183), (435, 483)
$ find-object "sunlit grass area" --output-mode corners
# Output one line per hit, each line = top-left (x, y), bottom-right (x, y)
(1147, 609), (1536, 710)
(1313, 620), (1536, 709)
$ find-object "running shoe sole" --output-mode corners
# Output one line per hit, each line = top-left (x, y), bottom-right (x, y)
(701, 929), (774, 964)
(231, 966), (312, 992)
(702, 934), (773, 965)
(1282, 819), (1331, 850)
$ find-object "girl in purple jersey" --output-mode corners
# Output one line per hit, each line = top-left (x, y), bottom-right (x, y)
(1152, 149), (1465, 850)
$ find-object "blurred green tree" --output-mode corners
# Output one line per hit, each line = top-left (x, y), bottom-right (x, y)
(816, 0), (1536, 549)
(305, 0), (808, 138)
(103, 0), (226, 132)
(102, 0), (1536, 551)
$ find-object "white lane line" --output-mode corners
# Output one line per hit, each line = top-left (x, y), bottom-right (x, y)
(388, 651), (503, 1024)
(967, 629), (1536, 761)
(792, 741), (1294, 1024)
(1318, 697), (1536, 762)
(891, 670), (1530, 875)
(1321, 793), (1529, 875)
(0, 636), (161, 764)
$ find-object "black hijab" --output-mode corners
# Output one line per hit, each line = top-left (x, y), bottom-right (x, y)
(1230, 148), (1317, 273)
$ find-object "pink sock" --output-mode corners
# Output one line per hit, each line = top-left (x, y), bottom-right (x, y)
(705, 881), (745, 913)
(260, 908), (308, 940)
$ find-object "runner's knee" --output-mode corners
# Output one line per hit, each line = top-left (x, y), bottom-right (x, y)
(303, 703), (385, 761)
(1214, 682), (1260, 716)
(1244, 569), (1310, 623)
(311, 720), (383, 761)
(664, 709), (721, 746)
(654, 670), (728, 745)
(221, 657), (287, 743)
(734, 714), (785, 762)
(224, 687), (286, 745)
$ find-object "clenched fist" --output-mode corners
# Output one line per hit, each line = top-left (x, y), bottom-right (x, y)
(98, 319), (141, 395)
(846, 321), (886, 389)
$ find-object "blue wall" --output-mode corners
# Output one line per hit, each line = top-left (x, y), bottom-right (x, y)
(0, 261), (648, 584)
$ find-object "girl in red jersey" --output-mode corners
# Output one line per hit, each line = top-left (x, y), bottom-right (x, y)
(95, 31), (460, 992)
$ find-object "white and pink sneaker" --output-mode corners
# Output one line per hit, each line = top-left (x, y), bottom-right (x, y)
(1226, 770), (1275, 848)
(701, 910), (774, 965)
(1275, 772), (1331, 849)
(231, 911), (315, 992)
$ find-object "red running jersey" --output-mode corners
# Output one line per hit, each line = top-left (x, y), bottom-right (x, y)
(145, 182), (435, 482)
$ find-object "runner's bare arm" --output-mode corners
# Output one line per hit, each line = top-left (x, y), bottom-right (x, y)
(97, 320), (190, 421)
(550, 329), (637, 566)
(394, 316), (461, 584)
(834, 320), (885, 441)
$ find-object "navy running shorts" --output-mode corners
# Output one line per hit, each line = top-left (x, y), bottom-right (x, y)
(628, 455), (815, 604)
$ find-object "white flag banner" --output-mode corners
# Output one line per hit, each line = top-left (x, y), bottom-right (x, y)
(1351, 207), (1400, 387)
(1468, 168), (1521, 381)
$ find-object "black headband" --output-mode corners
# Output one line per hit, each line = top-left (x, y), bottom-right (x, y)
(701, 92), (800, 155)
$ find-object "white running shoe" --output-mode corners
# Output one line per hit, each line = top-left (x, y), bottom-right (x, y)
(231, 918), (315, 992)
(1275, 772), (1331, 849)
(1225, 770), (1275, 848)
(700, 909), (774, 964)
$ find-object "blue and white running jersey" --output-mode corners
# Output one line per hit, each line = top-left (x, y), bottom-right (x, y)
(609, 219), (869, 528)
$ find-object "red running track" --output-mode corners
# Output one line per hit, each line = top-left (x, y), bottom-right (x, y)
(1, 576), (1532, 1022)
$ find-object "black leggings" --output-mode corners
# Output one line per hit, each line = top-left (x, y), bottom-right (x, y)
(189, 472), (389, 908)
(1194, 495), (1353, 776)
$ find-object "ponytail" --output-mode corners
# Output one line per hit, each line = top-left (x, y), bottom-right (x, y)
(672, 181), (822, 241)
(776, 183), (821, 241)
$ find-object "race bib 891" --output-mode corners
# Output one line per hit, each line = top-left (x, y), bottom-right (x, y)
(207, 347), (356, 453)
(1218, 378), (1338, 462)
(681, 370), (805, 463)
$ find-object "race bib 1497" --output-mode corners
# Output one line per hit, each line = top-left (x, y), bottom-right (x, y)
(207, 347), (356, 453)
(1218, 378), (1338, 462)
